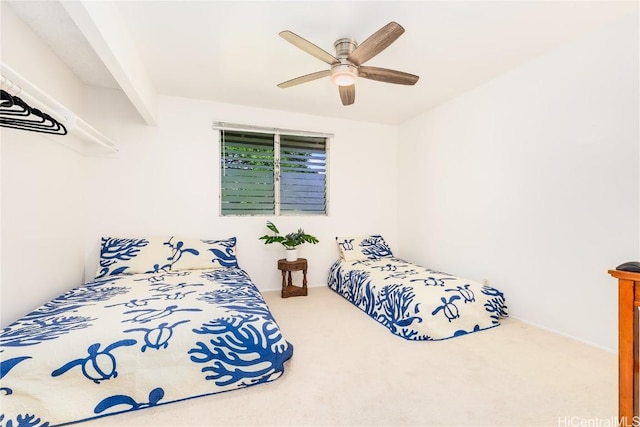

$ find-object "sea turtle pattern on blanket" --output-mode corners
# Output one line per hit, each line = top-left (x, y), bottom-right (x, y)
(0, 268), (293, 426)
(328, 257), (508, 340)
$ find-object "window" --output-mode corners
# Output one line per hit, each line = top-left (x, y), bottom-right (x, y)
(220, 128), (328, 216)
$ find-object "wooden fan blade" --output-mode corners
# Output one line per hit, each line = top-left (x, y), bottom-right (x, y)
(339, 85), (355, 106)
(359, 66), (419, 85)
(348, 22), (405, 66)
(280, 31), (338, 65)
(277, 70), (331, 88)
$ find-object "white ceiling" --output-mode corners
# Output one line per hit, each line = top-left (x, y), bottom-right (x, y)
(6, 1), (639, 125)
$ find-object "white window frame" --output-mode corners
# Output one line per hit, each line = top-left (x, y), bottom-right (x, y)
(215, 121), (331, 217)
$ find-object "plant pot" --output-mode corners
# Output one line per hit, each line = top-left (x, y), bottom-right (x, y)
(285, 248), (297, 262)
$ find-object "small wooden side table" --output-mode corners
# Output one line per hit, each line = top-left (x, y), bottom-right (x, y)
(278, 258), (308, 298)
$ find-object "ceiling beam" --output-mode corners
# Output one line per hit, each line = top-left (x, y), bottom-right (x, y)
(61, 1), (157, 125)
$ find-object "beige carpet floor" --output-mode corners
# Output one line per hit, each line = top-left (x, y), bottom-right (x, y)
(83, 286), (617, 427)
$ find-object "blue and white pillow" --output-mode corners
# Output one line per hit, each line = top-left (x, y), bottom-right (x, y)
(168, 237), (239, 270)
(95, 236), (173, 278)
(336, 235), (394, 262)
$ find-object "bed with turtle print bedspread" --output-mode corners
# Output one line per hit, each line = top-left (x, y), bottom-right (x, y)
(329, 235), (508, 341)
(0, 236), (293, 426)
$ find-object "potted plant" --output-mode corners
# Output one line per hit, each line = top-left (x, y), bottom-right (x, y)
(259, 221), (319, 261)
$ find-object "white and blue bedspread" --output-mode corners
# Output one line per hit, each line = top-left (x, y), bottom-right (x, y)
(328, 258), (508, 341)
(0, 268), (293, 426)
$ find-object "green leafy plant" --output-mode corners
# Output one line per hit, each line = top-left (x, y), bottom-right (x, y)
(259, 221), (319, 249)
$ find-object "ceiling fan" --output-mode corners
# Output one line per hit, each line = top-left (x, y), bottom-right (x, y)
(277, 21), (420, 106)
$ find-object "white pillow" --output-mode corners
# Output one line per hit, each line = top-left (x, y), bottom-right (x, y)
(336, 235), (394, 262)
(168, 237), (239, 271)
(95, 237), (173, 278)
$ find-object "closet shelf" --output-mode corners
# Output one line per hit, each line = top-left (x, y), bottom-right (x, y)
(1, 62), (119, 154)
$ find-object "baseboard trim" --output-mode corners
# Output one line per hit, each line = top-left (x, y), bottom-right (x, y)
(509, 315), (616, 354)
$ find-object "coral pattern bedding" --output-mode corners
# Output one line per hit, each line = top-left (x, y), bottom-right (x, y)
(329, 236), (508, 341)
(0, 238), (293, 426)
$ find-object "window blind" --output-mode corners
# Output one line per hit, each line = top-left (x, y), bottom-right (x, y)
(220, 130), (327, 216)
(221, 130), (275, 215)
(280, 135), (326, 214)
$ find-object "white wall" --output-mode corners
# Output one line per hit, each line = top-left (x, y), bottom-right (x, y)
(0, 5), (88, 325)
(80, 90), (399, 292)
(1, 130), (87, 325)
(397, 12), (639, 351)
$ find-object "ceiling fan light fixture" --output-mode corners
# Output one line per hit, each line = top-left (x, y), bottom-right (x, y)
(330, 63), (358, 87)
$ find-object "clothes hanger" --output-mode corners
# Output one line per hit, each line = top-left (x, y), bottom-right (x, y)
(0, 89), (67, 135)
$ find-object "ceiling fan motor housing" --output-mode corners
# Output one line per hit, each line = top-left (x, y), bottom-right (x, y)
(334, 38), (357, 57)
(331, 38), (358, 86)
